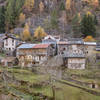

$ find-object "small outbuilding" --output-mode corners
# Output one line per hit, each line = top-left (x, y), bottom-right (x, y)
(64, 53), (86, 69)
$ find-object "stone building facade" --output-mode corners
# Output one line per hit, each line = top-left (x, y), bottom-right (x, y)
(67, 57), (86, 69)
(17, 43), (55, 67)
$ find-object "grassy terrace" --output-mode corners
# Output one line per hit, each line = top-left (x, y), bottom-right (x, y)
(64, 69), (100, 83)
(1, 66), (100, 100)
(53, 82), (100, 100)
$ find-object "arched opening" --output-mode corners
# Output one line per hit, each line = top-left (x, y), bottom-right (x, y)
(92, 84), (95, 88)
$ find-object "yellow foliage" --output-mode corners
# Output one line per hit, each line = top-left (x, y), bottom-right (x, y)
(39, 1), (44, 12)
(15, 35), (19, 38)
(84, 36), (95, 42)
(86, 11), (92, 16)
(34, 26), (47, 39)
(66, 0), (71, 10)
(93, 0), (99, 6)
(24, 0), (34, 11)
(19, 13), (25, 23)
(83, 0), (99, 6)
(22, 23), (31, 41)
(78, 13), (81, 23)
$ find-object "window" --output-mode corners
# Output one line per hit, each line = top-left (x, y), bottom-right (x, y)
(9, 48), (11, 51)
(12, 39), (14, 43)
(12, 39), (14, 46)
(5, 40), (8, 46)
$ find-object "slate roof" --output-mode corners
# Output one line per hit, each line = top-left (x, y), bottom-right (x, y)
(0, 33), (5, 37)
(67, 38), (84, 44)
(3, 34), (21, 40)
(84, 42), (96, 46)
(96, 42), (100, 51)
(96, 46), (100, 51)
(17, 44), (36, 49)
(63, 53), (85, 58)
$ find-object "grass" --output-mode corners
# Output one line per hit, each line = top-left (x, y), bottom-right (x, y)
(0, 52), (6, 57)
(1, 66), (100, 100)
(14, 72), (49, 83)
(54, 82), (100, 100)
(0, 67), (49, 83)
(64, 69), (100, 82)
(65, 69), (100, 76)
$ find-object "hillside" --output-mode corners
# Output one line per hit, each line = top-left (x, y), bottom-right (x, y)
(0, 0), (100, 40)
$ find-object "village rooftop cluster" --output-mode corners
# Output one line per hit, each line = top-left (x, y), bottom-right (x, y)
(0, 34), (99, 69)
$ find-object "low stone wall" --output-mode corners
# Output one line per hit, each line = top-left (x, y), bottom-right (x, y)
(56, 80), (100, 96)
(63, 77), (99, 89)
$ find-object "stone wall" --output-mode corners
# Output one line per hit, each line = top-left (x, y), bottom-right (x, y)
(67, 58), (85, 69)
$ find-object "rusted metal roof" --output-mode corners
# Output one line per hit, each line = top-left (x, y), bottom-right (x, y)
(33, 44), (50, 49)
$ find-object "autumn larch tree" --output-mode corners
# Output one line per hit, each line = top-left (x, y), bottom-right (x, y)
(84, 36), (95, 42)
(24, 0), (34, 11)
(19, 13), (26, 23)
(39, 1), (44, 13)
(65, 0), (71, 10)
(34, 26), (47, 40)
(22, 23), (31, 41)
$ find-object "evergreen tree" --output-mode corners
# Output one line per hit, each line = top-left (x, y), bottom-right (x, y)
(59, 2), (65, 11)
(5, 0), (16, 30)
(81, 13), (96, 37)
(5, 0), (25, 30)
(72, 13), (81, 37)
(0, 6), (5, 33)
(50, 9), (58, 29)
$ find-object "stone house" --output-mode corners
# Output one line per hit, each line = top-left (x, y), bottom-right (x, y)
(67, 38), (85, 53)
(17, 43), (55, 67)
(3, 34), (21, 56)
(1, 57), (17, 67)
(58, 38), (85, 56)
(63, 53), (86, 69)
(95, 42), (100, 60)
(57, 41), (68, 55)
(42, 35), (60, 45)
(84, 42), (97, 65)
(42, 35), (60, 55)
(84, 42), (96, 57)
(58, 38), (86, 69)
(42, 35), (56, 47)
(0, 34), (6, 52)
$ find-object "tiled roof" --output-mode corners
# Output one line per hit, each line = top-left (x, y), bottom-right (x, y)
(63, 53), (85, 58)
(33, 44), (50, 49)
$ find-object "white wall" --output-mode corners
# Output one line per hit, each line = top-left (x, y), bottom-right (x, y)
(4, 38), (16, 51)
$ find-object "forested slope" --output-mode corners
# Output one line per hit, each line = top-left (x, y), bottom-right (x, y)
(0, 0), (100, 40)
